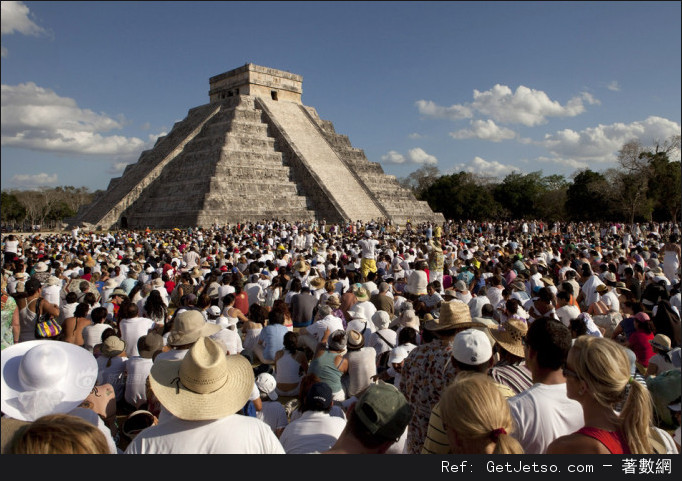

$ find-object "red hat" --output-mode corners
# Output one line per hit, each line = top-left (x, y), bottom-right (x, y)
(220, 266), (228, 272)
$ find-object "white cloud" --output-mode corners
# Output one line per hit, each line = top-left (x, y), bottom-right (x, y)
(406, 147), (438, 165)
(472, 85), (597, 126)
(419, 85), (599, 127)
(541, 116), (681, 163)
(535, 156), (589, 170)
(607, 81), (621, 92)
(381, 150), (406, 164)
(449, 119), (517, 142)
(381, 147), (438, 165)
(415, 100), (472, 121)
(408, 132), (423, 139)
(1, 82), (148, 155)
(449, 157), (521, 178)
(109, 161), (132, 174)
(10, 172), (58, 189)
(1, 1), (46, 36)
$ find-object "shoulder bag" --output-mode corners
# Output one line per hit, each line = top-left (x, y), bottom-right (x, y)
(34, 297), (63, 339)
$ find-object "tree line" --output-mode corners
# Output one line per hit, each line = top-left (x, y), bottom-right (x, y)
(398, 135), (681, 224)
(2, 136), (678, 230)
(1, 186), (100, 231)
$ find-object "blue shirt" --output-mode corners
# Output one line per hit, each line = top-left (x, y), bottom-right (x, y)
(258, 324), (289, 361)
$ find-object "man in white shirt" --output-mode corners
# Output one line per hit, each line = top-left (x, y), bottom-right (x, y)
(244, 273), (265, 308)
(508, 318), (583, 454)
(468, 285), (491, 319)
(125, 337), (285, 454)
(577, 263), (604, 311)
(278, 382), (347, 454)
(182, 246), (200, 270)
(298, 304), (345, 351)
(118, 303), (157, 358)
(555, 291), (581, 327)
(358, 230), (380, 281)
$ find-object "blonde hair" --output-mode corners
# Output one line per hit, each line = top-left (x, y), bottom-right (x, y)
(11, 414), (110, 454)
(571, 336), (653, 454)
(440, 373), (524, 454)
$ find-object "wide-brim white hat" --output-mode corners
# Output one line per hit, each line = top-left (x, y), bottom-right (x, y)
(1, 340), (98, 421)
(149, 337), (254, 421)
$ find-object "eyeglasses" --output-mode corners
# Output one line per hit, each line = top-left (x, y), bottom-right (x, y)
(562, 367), (580, 379)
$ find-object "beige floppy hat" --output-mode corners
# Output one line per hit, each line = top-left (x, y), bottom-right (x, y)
(167, 310), (221, 347)
(150, 337), (254, 421)
(424, 301), (474, 331)
(489, 318), (528, 358)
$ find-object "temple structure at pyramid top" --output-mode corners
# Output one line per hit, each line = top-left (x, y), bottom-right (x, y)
(209, 64), (303, 104)
(73, 64), (444, 230)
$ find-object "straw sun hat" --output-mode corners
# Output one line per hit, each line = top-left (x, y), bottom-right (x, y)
(424, 301), (474, 331)
(149, 336), (254, 421)
(489, 318), (528, 358)
(167, 310), (221, 347)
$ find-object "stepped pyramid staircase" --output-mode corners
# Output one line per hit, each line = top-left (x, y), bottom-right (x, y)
(73, 64), (444, 229)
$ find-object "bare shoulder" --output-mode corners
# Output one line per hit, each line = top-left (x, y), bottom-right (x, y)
(546, 433), (608, 454)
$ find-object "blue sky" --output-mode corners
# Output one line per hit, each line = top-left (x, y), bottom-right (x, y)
(1, 1), (680, 191)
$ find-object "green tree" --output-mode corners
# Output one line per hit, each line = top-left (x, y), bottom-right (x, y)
(421, 172), (501, 220)
(1, 191), (26, 225)
(492, 171), (547, 219)
(642, 151), (681, 222)
(565, 169), (613, 221)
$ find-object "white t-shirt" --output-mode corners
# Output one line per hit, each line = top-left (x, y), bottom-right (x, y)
(154, 348), (189, 362)
(257, 400), (289, 434)
(346, 347), (377, 397)
(508, 383), (584, 454)
(125, 356), (154, 409)
(96, 355), (128, 402)
(69, 407), (119, 454)
(119, 317), (157, 357)
(209, 328), (243, 356)
(556, 305), (581, 327)
(125, 412), (285, 454)
(346, 317), (376, 347)
(600, 290), (620, 314)
(82, 323), (112, 352)
(307, 315), (345, 343)
(41, 284), (61, 307)
(278, 410), (347, 454)
(358, 238), (379, 260)
(349, 301), (377, 324)
(4, 239), (19, 254)
(468, 296), (490, 318)
(581, 275), (604, 309)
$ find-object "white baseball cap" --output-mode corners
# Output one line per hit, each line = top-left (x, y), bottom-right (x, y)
(255, 372), (278, 401)
(452, 328), (493, 366)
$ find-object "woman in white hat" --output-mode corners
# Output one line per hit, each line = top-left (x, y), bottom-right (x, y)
(1, 339), (116, 453)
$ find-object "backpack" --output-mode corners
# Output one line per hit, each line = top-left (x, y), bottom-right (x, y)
(374, 331), (395, 374)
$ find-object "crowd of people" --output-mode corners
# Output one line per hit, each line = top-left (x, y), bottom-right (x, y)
(1, 217), (680, 454)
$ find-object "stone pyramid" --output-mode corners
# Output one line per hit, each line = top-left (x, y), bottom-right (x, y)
(74, 64), (444, 229)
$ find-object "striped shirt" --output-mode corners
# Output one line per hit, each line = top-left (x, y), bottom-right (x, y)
(489, 361), (533, 396)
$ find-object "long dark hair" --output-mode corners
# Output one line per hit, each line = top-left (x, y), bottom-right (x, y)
(144, 289), (167, 319)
